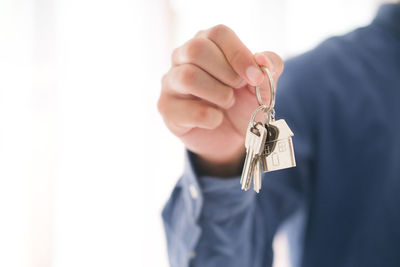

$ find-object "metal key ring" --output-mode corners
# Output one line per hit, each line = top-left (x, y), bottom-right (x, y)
(255, 67), (276, 110)
(250, 104), (268, 127)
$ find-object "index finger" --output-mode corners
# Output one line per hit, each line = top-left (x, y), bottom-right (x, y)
(197, 25), (264, 86)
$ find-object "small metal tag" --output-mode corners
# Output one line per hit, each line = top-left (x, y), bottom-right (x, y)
(261, 119), (296, 172)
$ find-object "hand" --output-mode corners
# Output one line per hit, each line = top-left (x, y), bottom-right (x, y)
(157, 25), (284, 177)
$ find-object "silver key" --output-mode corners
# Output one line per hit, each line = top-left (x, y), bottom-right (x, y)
(240, 122), (267, 191)
(240, 123), (253, 189)
(253, 157), (262, 193)
(240, 123), (257, 189)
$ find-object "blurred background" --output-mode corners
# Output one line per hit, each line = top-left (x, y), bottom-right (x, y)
(0, 0), (387, 266)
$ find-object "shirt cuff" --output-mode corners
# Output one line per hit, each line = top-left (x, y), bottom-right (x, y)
(182, 150), (256, 222)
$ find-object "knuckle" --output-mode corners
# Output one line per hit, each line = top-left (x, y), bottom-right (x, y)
(179, 65), (198, 89)
(192, 106), (209, 122)
(194, 29), (205, 37)
(157, 96), (166, 115)
(161, 70), (174, 91)
(161, 73), (168, 87)
(184, 38), (207, 61)
(207, 24), (231, 39)
(171, 47), (180, 64)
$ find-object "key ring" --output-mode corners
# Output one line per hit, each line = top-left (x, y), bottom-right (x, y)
(250, 104), (268, 127)
(255, 67), (276, 111)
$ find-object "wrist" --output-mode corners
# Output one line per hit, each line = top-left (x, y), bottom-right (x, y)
(190, 149), (245, 178)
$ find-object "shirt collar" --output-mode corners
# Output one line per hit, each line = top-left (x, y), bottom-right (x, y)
(373, 3), (400, 38)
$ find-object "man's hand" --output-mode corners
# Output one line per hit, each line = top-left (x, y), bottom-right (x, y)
(157, 25), (284, 177)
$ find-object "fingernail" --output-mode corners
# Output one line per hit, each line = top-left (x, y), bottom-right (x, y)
(246, 66), (264, 85)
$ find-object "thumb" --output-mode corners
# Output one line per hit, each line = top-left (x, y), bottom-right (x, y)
(254, 51), (284, 87)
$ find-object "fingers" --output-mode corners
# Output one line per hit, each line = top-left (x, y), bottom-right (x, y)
(197, 24), (264, 86)
(172, 37), (245, 89)
(172, 25), (283, 93)
(157, 97), (224, 136)
(163, 64), (235, 109)
(159, 24), (286, 141)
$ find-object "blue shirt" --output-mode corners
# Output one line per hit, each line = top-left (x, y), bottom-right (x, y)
(162, 4), (400, 267)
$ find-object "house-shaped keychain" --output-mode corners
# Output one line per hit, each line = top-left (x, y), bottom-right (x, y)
(261, 119), (296, 172)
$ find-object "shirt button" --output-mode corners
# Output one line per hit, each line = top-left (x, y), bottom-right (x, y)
(189, 184), (198, 200)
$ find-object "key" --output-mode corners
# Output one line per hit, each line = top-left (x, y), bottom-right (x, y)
(240, 123), (257, 189)
(253, 156), (262, 193)
(241, 122), (267, 191)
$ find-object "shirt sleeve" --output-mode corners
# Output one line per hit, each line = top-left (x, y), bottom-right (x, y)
(162, 150), (260, 267)
(162, 55), (316, 267)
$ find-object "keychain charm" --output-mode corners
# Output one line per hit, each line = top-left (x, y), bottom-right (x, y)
(240, 67), (296, 193)
(262, 119), (296, 172)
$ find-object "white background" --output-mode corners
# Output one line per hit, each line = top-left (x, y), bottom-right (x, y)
(0, 0), (387, 266)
